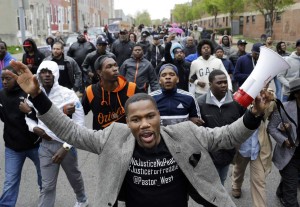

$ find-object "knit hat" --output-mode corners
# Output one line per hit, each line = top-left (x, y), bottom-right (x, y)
(170, 42), (183, 59)
(158, 64), (178, 76)
(215, 46), (224, 52)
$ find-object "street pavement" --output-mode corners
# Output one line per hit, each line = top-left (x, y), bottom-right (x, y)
(0, 112), (299, 207)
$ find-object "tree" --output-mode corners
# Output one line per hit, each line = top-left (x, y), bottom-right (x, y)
(245, 0), (294, 36)
(220, 0), (244, 34)
(134, 10), (152, 26)
(172, 3), (193, 24)
(202, 0), (222, 29)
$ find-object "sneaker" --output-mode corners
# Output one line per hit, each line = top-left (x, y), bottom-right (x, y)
(74, 199), (89, 207)
(232, 188), (241, 198)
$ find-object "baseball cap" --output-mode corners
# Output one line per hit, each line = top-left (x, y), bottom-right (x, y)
(237, 39), (247, 45)
(141, 31), (150, 37)
(153, 35), (159, 40)
(252, 43), (263, 54)
(296, 39), (300, 47)
(23, 41), (32, 47)
(96, 36), (108, 45)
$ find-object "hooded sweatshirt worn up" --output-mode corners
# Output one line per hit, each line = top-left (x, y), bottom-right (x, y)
(22, 38), (45, 74)
(25, 61), (84, 143)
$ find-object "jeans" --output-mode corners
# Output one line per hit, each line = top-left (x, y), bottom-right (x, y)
(215, 164), (230, 186)
(274, 77), (282, 101)
(0, 147), (42, 207)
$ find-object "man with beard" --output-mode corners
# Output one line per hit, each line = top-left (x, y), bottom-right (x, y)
(138, 31), (151, 61)
(111, 29), (135, 66)
(22, 38), (45, 74)
(44, 41), (82, 92)
(120, 44), (159, 92)
(67, 33), (96, 94)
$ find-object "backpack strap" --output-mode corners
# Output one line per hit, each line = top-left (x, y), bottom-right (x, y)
(127, 82), (136, 97)
(86, 85), (94, 103)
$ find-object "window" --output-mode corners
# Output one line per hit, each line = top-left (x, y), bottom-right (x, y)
(246, 16), (250, 23)
(239, 16), (244, 26)
(276, 12), (282, 22)
(252, 15), (255, 23)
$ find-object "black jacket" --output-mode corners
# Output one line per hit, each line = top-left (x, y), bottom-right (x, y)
(0, 87), (39, 152)
(197, 91), (245, 167)
(22, 38), (45, 74)
(111, 39), (135, 66)
(67, 40), (96, 67)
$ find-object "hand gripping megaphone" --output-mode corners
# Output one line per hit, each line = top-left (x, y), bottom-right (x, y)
(234, 46), (290, 108)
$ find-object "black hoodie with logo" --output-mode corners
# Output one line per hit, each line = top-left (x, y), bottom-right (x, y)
(22, 38), (45, 74)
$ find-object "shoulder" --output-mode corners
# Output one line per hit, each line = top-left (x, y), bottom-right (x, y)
(149, 89), (162, 97)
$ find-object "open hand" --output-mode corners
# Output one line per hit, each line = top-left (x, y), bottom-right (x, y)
(8, 60), (41, 98)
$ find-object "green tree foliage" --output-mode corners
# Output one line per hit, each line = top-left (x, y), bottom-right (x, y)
(134, 10), (152, 26)
(245, 0), (294, 35)
(172, 3), (193, 23)
(202, 0), (222, 28)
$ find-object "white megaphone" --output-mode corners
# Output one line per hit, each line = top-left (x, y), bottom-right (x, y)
(234, 46), (290, 108)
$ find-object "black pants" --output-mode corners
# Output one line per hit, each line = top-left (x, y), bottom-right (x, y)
(279, 157), (300, 207)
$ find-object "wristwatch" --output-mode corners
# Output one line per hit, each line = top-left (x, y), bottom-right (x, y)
(63, 142), (72, 151)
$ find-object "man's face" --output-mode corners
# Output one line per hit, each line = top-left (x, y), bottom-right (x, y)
(215, 49), (224, 59)
(222, 37), (229, 46)
(0, 43), (6, 57)
(296, 46), (300, 55)
(186, 37), (194, 46)
(237, 44), (246, 53)
(96, 44), (107, 54)
(96, 58), (119, 81)
(52, 44), (63, 58)
(24, 45), (33, 52)
(159, 68), (179, 90)
(119, 32), (128, 41)
(1, 70), (17, 91)
(266, 37), (273, 44)
(174, 48), (185, 61)
(210, 74), (228, 100)
(153, 39), (160, 46)
(39, 69), (54, 88)
(201, 44), (211, 58)
(132, 46), (143, 59)
(126, 100), (161, 149)
(280, 43), (286, 51)
(77, 35), (86, 43)
(252, 52), (259, 60)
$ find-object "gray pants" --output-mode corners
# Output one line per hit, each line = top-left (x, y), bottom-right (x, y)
(38, 140), (87, 207)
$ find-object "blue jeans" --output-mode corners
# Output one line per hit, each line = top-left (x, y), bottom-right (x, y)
(215, 164), (230, 186)
(274, 77), (282, 101)
(0, 147), (42, 207)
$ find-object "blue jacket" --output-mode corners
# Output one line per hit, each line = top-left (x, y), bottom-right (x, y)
(150, 88), (201, 126)
(0, 52), (16, 89)
(233, 53), (254, 86)
(221, 58), (234, 75)
(185, 52), (199, 63)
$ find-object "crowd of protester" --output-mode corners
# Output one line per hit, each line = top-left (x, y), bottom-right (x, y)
(0, 22), (300, 207)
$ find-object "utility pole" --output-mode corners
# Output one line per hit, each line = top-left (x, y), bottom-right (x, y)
(18, 0), (28, 50)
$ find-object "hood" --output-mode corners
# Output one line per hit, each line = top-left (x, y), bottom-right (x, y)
(23, 38), (38, 53)
(36, 60), (60, 88)
(221, 35), (230, 47)
(170, 42), (183, 59)
(113, 76), (128, 92)
(45, 35), (55, 46)
(290, 51), (300, 59)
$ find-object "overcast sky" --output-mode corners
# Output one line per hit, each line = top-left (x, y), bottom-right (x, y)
(114, 0), (189, 20)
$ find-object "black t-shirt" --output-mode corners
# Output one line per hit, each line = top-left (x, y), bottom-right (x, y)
(53, 57), (72, 89)
(124, 138), (188, 207)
